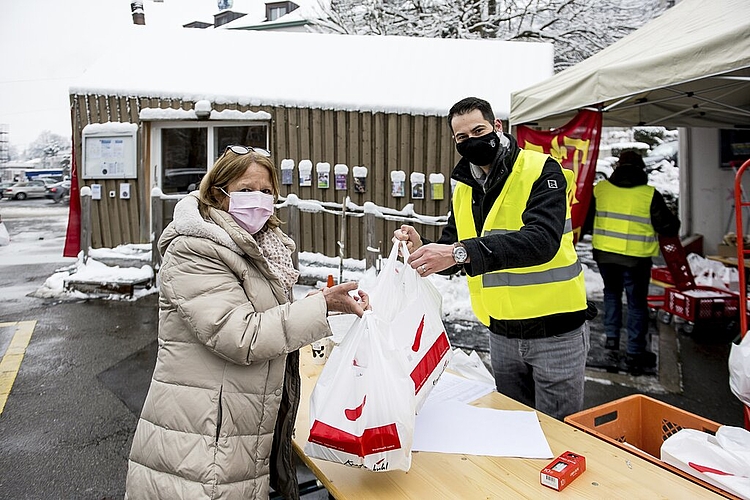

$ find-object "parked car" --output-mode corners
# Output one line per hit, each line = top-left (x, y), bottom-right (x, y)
(45, 180), (71, 203)
(0, 181), (16, 199)
(34, 176), (62, 186)
(162, 168), (206, 194)
(3, 180), (48, 200)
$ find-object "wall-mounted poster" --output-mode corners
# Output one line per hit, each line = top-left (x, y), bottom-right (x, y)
(429, 173), (445, 200)
(410, 172), (425, 199)
(280, 159), (295, 185)
(317, 162), (330, 189)
(391, 170), (406, 197)
(335, 164), (348, 190)
(352, 166), (368, 193)
(298, 159), (313, 187)
(81, 122), (138, 179)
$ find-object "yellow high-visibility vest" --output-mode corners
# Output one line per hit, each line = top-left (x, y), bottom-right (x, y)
(453, 150), (586, 324)
(592, 181), (658, 257)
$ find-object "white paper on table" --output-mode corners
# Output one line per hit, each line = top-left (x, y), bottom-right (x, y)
(413, 400), (553, 459)
(423, 372), (495, 406)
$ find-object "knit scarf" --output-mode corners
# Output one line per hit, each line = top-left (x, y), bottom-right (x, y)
(254, 228), (300, 299)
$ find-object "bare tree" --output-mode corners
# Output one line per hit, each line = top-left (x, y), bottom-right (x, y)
(310, 0), (665, 71)
(25, 130), (71, 161)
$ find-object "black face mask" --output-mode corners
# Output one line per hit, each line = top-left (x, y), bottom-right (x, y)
(456, 131), (500, 166)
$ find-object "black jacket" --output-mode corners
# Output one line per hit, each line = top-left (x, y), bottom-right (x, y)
(426, 133), (586, 338)
(583, 163), (681, 266)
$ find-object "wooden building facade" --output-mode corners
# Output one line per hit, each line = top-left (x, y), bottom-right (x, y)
(69, 95), (458, 259)
(67, 28), (553, 260)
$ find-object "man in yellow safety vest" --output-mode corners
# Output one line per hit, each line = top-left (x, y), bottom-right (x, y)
(394, 97), (589, 420)
(590, 150), (680, 375)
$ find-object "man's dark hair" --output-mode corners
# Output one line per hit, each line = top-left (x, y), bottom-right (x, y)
(448, 97), (496, 132)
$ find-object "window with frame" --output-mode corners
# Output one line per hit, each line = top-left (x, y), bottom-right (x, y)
(266, 1), (297, 21)
(155, 123), (268, 194)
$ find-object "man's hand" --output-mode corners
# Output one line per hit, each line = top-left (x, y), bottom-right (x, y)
(407, 243), (456, 277)
(392, 224), (423, 254)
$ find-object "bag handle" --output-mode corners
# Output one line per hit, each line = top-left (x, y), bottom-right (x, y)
(386, 238), (411, 265)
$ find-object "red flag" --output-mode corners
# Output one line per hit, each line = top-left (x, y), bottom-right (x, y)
(63, 145), (81, 258)
(516, 110), (602, 243)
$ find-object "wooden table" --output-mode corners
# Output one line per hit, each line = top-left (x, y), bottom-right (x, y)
(707, 254), (750, 269)
(293, 345), (722, 499)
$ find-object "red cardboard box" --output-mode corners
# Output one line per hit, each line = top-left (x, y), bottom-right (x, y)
(540, 451), (586, 492)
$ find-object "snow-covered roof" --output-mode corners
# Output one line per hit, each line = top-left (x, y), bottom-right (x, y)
(69, 27), (553, 118)
(143, 0), (264, 27)
(220, 0), (328, 29)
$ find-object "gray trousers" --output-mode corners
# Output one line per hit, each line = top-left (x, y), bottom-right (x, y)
(489, 322), (589, 421)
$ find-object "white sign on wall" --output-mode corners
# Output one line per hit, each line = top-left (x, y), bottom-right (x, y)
(82, 123), (138, 179)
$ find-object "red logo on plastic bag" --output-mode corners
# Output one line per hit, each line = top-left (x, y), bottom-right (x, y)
(689, 462), (733, 476)
(412, 315), (425, 352)
(309, 420), (402, 458)
(411, 332), (450, 393)
(345, 396), (366, 421)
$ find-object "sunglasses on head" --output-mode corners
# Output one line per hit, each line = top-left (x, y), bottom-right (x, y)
(223, 145), (271, 158)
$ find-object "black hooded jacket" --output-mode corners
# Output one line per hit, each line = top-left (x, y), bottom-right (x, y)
(424, 133), (586, 338)
(584, 163), (681, 266)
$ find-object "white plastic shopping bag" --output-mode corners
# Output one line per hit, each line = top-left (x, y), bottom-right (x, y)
(367, 241), (452, 411)
(730, 333), (750, 407)
(305, 311), (416, 472)
(661, 426), (750, 499)
(447, 348), (495, 386)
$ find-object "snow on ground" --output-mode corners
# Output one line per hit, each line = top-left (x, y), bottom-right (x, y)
(0, 211), (603, 311)
(0, 159), (687, 309)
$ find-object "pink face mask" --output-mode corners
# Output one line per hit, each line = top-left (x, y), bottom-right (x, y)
(221, 188), (275, 234)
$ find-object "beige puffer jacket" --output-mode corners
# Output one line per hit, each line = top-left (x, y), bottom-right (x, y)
(125, 194), (331, 499)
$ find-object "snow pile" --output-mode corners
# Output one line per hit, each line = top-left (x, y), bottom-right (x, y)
(30, 253), (155, 302)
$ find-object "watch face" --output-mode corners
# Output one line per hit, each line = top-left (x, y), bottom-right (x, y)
(453, 245), (468, 263)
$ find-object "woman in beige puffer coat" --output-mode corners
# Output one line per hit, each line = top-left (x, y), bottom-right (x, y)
(125, 148), (368, 499)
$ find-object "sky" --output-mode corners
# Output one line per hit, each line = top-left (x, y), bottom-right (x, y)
(0, 0), (552, 153)
(0, 0), (234, 150)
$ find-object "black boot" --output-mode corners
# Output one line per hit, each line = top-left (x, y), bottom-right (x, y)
(626, 351), (657, 375)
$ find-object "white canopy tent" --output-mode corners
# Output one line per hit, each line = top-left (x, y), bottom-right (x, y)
(509, 0), (750, 129)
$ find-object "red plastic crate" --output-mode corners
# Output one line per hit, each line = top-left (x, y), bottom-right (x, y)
(663, 286), (739, 322)
(658, 236), (696, 290)
(650, 266), (674, 285)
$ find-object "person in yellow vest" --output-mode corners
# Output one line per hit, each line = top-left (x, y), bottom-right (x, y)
(393, 97), (589, 420)
(590, 150), (680, 375)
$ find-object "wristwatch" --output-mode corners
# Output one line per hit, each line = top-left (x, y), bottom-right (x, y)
(452, 242), (468, 264)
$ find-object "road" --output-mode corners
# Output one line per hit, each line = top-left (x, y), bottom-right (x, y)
(0, 198), (157, 499)
(0, 197), (745, 499)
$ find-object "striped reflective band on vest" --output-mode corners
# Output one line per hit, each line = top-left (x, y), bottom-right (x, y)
(592, 227), (657, 244)
(483, 260), (583, 287)
(486, 218), (574, 236)
(595, 211), (651, 225)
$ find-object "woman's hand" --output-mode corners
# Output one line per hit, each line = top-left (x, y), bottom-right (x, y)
(322, 282), (370, 317)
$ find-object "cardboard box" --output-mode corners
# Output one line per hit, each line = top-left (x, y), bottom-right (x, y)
(717, 243), (737, 258)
